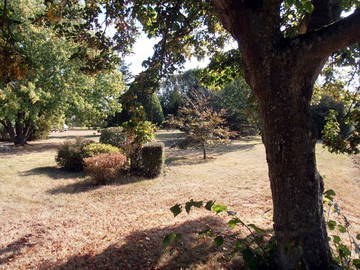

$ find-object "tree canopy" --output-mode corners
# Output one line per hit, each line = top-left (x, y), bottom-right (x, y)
(0, 0), (124, 144)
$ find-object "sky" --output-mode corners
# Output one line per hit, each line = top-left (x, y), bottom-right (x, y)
(123, 32), (211, 76)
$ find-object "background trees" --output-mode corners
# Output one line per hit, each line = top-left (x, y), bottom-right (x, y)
(0, 0), (124, 145)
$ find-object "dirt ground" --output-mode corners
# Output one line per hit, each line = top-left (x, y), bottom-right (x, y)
(0, 129), (359, 270)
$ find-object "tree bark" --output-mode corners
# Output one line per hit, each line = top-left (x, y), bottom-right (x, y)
(202, 143), (207, 159)
(258, 79), (330, 269)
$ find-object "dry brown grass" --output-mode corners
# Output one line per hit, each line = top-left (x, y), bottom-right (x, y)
(0, 129), (359, 270)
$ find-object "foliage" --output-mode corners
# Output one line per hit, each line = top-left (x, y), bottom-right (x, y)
(82, 143), (120, 158)
(100, 127), (129, 148)
(159, 69), (210, 117)
(160, 70), (258, 135)
(122, 120), (157, 171)
(199, 49), (244, 91)
(167, 93), (235, 159)
(147, 92), (165, 125)
(165, 190), (360, 270)
(212, 78), (259, 135)
(165, 199), (277, 270)
(311, 81), (360, 154)
(140, 142), (165, 178)
(122, 120), (157, 146)
(0, 0), (124, 145)
(101, 118), (157, 172)
(322, 109), (359, 154)
(323, 189), (360, 269)
(311, 95), (351, 139)
(84, 153), (127, 184)
(0, 125), (10, 141)
(55, 137), (94, 171)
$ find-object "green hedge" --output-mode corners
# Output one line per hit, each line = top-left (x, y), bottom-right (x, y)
(141, 142), (165, 178)
(55, 137), (94, 171)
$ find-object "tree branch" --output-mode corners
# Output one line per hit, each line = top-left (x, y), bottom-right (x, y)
(306, 0), (341, 32)
(295, 9), (360, 60)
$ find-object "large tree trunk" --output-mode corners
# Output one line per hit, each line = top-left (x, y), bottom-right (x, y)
(257, 73), (331, 268)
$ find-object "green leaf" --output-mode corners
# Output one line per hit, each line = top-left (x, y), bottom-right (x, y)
(356, 233), (360, 240)
(248, 224), (266, 233)
(212, 203), (227, 214)
(353, 259), (360, 268)
(338, 244), (351, 258)
(235, 239), (244, 249)
(324, 189), (336, 201)
(214, 236), (224, 247)
(185, 199), (203, 214)
(205, 200), (215, 211)
(333, 235), (341, 244)
(337, 225), (346, 233)
(327, 220), (337, 230)
(162, 233), (182, 249)
(324, 189), (336, 197)
(228, 217), (241, 228)
(170, 204), (182, 217)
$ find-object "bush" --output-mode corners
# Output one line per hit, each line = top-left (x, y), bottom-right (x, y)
(141, 142), (165, 178)
(55, 137), (94, 171)
(82, 143), (120, 158)
(311, 95), (350, 139)
(99, 127), (128, 147)
(84, 153), (127, 184)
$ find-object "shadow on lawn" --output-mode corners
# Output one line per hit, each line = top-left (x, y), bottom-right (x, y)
(0, 143), (61, 157)
(38, 216), (243, 270)
(165, 143), (257, 167)
(21, 166), (86, 180)
(0, 234), (36, 265)
(156, 131), (184, 147)
(47, 134), (99, 140)
(47, 174), (148, 195)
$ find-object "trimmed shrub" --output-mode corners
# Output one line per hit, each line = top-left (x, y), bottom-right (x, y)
(55, 137), (94, 171)
(82, 143), (120, 158)
(99, 127), (128, 147)
(84, 153), (127, 184)
(141, 142), (165, 178)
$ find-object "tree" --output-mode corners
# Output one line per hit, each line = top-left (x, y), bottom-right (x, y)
(311, 81), (360, 154)
(0, 0), (124, 145)
(159, 69), (210, 117)
(212, 78), (259, 135)
(167, 93), (234, 159)
(43, 1), (360, 268)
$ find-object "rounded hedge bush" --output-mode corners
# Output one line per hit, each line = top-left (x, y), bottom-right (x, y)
(82, 143), (120, 158)
(84, 153), (127, 184)
(55, 137), (94, 171)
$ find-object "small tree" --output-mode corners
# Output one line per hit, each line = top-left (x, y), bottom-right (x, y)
(168, 94), (234, 159)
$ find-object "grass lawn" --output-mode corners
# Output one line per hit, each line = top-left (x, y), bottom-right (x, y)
(0, 129), (359, 270)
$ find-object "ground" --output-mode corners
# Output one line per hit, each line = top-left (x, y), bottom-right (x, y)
(0, 129), (359, 270)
